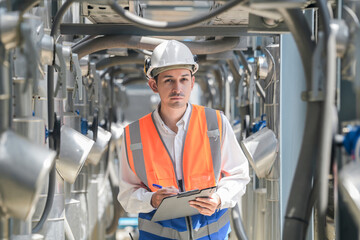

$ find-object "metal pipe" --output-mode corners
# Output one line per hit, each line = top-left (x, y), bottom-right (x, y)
(315, 31), (337, 240)
(96, 54), (144, 70)
(0, 57), (10, 135)
(73, 36), (240, 59)
(12, 77), (32, 118)
(108, 0), (245, 32)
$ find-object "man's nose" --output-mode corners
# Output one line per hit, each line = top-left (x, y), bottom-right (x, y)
(172, 81), (181, 92)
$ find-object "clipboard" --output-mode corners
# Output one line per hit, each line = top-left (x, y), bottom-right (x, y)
(151, 186), (216, 222)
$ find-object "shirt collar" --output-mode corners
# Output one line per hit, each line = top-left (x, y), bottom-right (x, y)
(153, 103), (192, 132)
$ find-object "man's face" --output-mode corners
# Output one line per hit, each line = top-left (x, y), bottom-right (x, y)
(148, 68), (195, 109)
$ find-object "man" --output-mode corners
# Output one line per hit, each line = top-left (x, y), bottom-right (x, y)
(118, 40), (250, 240)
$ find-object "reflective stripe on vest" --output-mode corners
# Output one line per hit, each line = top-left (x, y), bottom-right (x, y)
(124, 104), (223, 192)
(138, 208), (230, 240)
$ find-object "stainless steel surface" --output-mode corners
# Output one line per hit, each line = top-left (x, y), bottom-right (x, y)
(12, 77), (32, 118)
(33, 97), (48, 127)
(88, 180), (99, 240)
(54, 98), (66, 118)
(265, 177), (281, 240)
(0, 216), (10, 240)
(57, 125), (94, 184)
(11, 219), (31, 239)
(0, 62), (10, 135)
(339, 161), (360, 227)
(40, 34), (54, 66)
(0, 130), (56, 220)
(253, 188), (266, 240)
(86, 126), (112, 165)
(0, 11), (19, 49)
(32, 173), (65, 240)
(242, 168), (254, 239)
(12, 117), (46, 145)
(240, 127), (278, 178)
(72, 166), (89, 193)
(62, 112), (81, 132)
(64, 199), (81, 240)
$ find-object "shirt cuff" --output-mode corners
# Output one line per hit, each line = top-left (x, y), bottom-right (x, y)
(143, 191), (156, 210)
(215, 188), (231, 209)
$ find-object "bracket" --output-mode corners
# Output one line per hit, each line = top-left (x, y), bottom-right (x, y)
(71, 53), (83, 101)
(54, 44), (67, 98)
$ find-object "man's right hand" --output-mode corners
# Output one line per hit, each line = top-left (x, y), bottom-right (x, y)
(151, 186), (179, 208)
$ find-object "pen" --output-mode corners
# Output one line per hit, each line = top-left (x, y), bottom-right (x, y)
(152, 184), (163, 189)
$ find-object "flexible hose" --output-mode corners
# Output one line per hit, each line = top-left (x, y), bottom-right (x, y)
(73, 35), (240, 59)
(231, 204), (249, 240)
(12, 0), (40, 15)
(108, 0), (245, 32)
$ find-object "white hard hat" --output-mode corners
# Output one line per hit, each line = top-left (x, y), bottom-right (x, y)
(145, 40), (199, 79)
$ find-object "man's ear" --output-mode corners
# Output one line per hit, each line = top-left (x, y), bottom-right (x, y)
(148, 78), (158, 93)
(191, 75), (195, 89)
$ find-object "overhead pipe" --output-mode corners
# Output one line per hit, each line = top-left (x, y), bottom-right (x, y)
(278, 8), (321, 240)
(108, 0), (245, 32)
(72, 35), (240, 59)
(96, 54), (144, 70)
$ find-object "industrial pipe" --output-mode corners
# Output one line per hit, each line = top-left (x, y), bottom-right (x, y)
(72, 36), (240, 59)
(108, 0), (245, 32)
(96, 54), (144, 70)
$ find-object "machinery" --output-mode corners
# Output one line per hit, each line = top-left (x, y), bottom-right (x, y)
(0, 0), (359, 239)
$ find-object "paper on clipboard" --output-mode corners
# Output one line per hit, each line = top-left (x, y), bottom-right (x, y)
(151, 186), (216, 222)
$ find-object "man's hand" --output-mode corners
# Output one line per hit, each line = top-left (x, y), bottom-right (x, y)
(151, 186), (179, 208)
(188, 193), (221, 216)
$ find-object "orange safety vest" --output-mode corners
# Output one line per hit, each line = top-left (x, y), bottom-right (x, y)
(124, 104), (223, 192)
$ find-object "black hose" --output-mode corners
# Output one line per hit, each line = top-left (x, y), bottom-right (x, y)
(278, 9), (315, 85)
(106, 171), (121, 236)
(108, 0), (245, 32)
(231, 204), (249, 240)
(32, 166), (56, 233)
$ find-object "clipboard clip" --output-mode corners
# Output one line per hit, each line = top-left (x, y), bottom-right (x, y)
(177, 189), (200, 198)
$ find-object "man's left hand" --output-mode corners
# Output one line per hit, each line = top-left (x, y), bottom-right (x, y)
(188, 193), (221, 216)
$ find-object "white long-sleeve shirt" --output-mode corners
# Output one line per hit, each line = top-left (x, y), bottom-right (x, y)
(118, 104), (250, 214)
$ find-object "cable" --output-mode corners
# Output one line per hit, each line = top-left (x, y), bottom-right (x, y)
(231, 204), (249, 240)
(108, 0), (245, 32)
